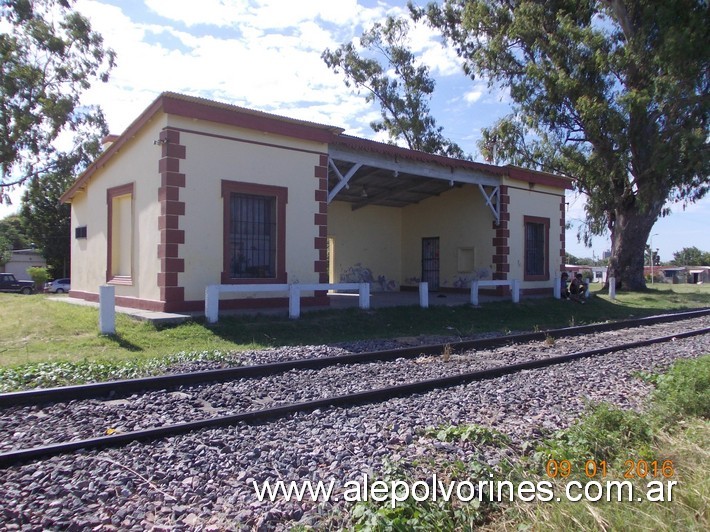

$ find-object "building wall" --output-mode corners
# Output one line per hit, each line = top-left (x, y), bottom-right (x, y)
(505, 180), (565, 291)
(401, 185), (496, 289)
(69, 116), (165, 304)
(327, 201), (402, 291)
(167, 115), (328, 303)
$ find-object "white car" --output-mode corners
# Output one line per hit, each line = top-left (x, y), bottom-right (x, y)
(46, 278), (71, 293)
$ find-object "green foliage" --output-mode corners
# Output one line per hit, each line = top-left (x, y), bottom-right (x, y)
(0, 214), (31, 249)
(671, 246), (710, 266)
(0, 0), (115, 194)
(0, 235), (12, 265)
(322, 16), (466, 158)
(651, 355), (710, 423)
(428, 423), (511, 447)
(0, 350), (238, 392)
(535, 402), (655, 465)
(350, 462), (489, 531)
(26, 265), (48, 286)
(411, 0), (709, 290)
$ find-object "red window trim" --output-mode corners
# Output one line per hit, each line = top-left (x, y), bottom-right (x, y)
(106, 183), (135, 284)
(221, 180), (288, 284)
(523, 215), (550, 282)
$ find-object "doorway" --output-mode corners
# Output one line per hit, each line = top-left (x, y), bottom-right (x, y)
(421, 237), (440, 290)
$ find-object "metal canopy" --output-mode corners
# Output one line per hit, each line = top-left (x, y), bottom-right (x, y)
(327, 144), (502, 223)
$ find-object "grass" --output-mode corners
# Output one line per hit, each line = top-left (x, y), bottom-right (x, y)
(0, 283), (708, 389)
(492, 420), (709, 532)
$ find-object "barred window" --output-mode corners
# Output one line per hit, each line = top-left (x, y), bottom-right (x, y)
(221, 180), (287, 284)
(524, 216), (549, 280)
(228, 193), (276, 279)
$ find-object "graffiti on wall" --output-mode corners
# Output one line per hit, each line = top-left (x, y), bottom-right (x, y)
(340, 263), (398, 291)
(450, 267), (494, 288)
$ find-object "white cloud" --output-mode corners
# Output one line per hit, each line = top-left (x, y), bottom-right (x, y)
(142, 0), (387, 30)
(408, 21), (461, 76)
(75, 0), (391, 135)
(463, 90), (483, 103)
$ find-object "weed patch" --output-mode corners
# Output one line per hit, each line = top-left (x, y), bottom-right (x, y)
(0, 350), (239, 392)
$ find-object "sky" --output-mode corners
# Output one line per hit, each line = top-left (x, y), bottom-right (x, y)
(1, 0), (707, 261)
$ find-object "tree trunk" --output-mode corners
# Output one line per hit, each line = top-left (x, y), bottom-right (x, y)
(606, 207), (659, 291)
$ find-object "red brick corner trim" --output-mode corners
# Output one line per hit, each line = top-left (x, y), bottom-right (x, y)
(492, 186), (510, 295)
(314, 154), (329, 284)
(157, 128), (186, 306)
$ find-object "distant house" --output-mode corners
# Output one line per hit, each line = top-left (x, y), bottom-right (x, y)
(60, 92), (572, 313)
(687, 267), (710, 284)
(646, 266), (710, 284)
(1, 249), (46, 280)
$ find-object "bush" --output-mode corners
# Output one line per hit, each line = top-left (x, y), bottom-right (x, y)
(26, 266), (49, 291)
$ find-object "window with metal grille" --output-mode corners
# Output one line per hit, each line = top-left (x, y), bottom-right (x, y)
(221, 180), (287, 284)
(524, 216), (549, 280)
(228, 193), (276, 279)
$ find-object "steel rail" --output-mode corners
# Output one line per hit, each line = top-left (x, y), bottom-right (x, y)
(1, 326), (708, 469)
(1, 308), (708, 408)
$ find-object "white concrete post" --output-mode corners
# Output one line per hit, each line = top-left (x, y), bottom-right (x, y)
(511, 279), (520, 303)
(205, 285), (220, 324)
(289, 285), (301, 319)
(419, 282), (429, 308)
(358, 282), (370, 310)
(553, 275), (561, 299)
(609, 277), (616, 300)
(470, 280), (479, 306)
(99, 285), (115, 335)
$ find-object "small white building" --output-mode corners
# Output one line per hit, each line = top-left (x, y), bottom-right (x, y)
(1, 249), (46, 280)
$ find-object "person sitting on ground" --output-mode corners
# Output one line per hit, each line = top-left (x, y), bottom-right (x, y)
(560, 272), (570, 299)
(569, 273), (587, 303)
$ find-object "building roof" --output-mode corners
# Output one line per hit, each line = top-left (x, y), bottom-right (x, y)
(61, 92), (573, 204)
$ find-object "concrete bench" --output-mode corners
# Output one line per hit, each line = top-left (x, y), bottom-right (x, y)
(469, 279), (520, 306)
(204, 282), (371, 323)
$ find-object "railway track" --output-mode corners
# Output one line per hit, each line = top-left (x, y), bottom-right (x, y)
(1, 309), (708, 469)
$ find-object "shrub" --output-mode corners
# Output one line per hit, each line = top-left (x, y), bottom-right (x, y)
(652, 355), (710, 423)
(535, 402), (654, 464)
(26, 266), (49, 290)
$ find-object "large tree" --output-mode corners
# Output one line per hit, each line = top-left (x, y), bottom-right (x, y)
(0, 235), (11, 265)
(0, 0), (114, 200)
(322, 16), (466, 158)
(0, 213), (30, 249)
(412, 0), (709, 289)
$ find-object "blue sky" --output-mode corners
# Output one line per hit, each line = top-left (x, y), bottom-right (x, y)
(2, 0), (706, 261)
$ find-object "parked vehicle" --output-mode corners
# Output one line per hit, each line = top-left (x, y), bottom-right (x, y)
(45, 278), (71, 293)
(0, 273), (35, 294)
